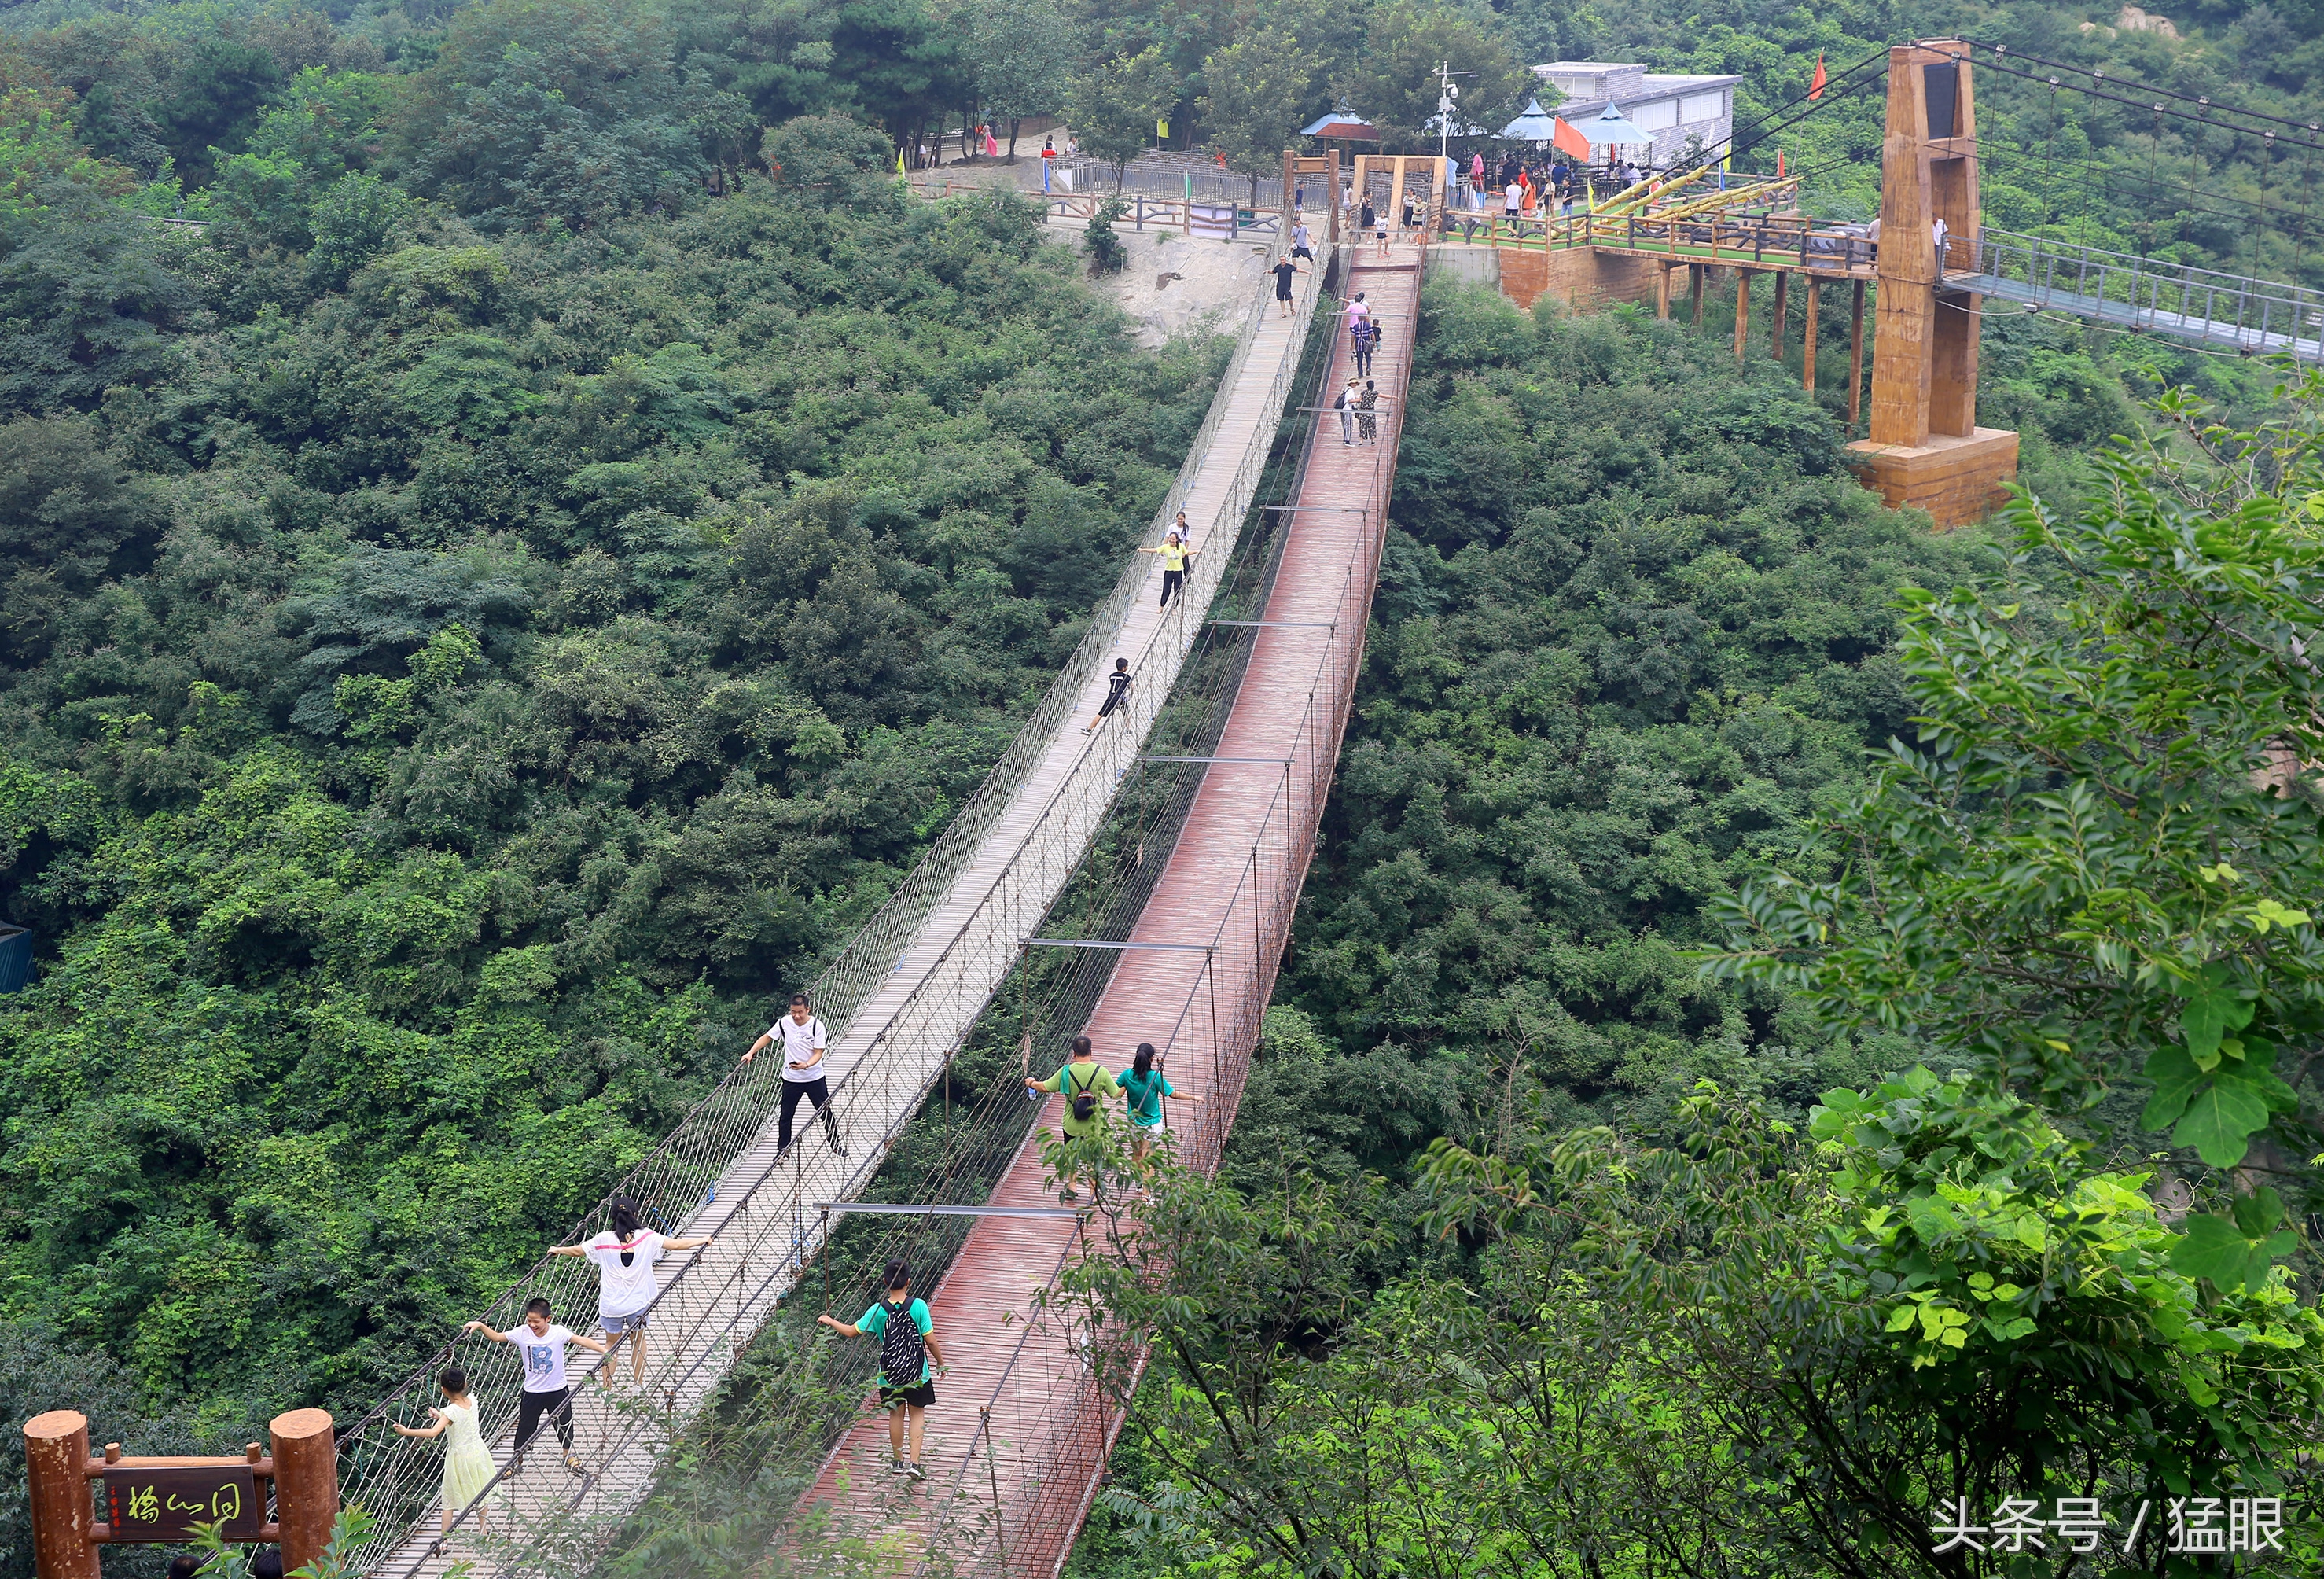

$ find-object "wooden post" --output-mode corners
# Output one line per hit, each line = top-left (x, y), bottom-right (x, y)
(1657, 264), (1671, 319)
(1802, 279), (1819, 390)
(1733, 271), (1750, 361)
(1327, 149), (1341, 246)
(1282, 148), (1296, 230)
(1690, 263), (1704, 326)
(1849, 279), (1866, 430)
(1770, 271), (1788, 360)
(24, 1412), (99, 1579)
(270, 1409), (337, 1574)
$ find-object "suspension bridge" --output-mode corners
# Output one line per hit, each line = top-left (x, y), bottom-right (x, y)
(287, 210), (1418, 1576)
(28, 28), (2324, 1579)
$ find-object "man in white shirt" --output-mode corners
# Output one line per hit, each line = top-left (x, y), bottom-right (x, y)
(744, 993), (846, 1155)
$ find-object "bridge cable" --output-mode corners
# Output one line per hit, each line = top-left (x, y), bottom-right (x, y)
(1960, 39), (2324, 142)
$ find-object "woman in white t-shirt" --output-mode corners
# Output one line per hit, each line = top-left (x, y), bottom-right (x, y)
(549, 1197), (715, 1388)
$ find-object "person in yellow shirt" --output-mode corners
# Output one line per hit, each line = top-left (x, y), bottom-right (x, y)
(1138, 528), (1194, 607)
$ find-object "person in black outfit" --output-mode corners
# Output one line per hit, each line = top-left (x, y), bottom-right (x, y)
(1085, 657), (1131, 734)
(1270, 254), (1300, 316)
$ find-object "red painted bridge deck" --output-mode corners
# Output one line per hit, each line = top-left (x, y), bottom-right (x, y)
(797, 249), (1421, 1577)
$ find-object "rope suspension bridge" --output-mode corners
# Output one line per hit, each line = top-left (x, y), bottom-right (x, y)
(285, 208), (1420, 1577)
(29, 31), (2324, 1579)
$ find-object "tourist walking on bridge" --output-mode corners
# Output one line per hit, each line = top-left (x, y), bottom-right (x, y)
(1271, 252), (1301, 316)
(745, 994), (847, 1157)
(1120, 1041), (1201, 1169)
(1137, 528), (1193, 608)
(390, 1366), (495, 1541)
(819, 1258), (947, 1481)
(465, 1301), (606, 1474)
(1084, 656), (1131, 734)
(547, 1196), (715, 1389)
(1025, 1034), (1123, 1202)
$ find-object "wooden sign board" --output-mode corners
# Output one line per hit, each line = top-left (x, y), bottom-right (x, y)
(102, 1466), (265, 1542)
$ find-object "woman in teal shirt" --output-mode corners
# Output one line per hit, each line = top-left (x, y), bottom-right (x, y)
(1120, 1041), (1201, 1169)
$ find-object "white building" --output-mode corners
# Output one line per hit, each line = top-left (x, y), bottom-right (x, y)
(1532, 62), (1742, 166)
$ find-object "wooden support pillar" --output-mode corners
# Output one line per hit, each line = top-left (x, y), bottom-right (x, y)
(1326, 149), (1341, 246)
(1733, 270), (1750, 360)
(1657, 263), (1671, 319)
(24, 1412), (99, 1579)
(1802, 279), (1819, 390)
(270, 1409), (338, 1574)
(1690, 263), (1704, 326)
(1849, 279), (1866, 430)
(1770, 271), (1789, 360)
(1282, 148), (1296, 228)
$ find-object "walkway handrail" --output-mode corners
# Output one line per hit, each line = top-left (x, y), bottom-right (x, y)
(1962, 228), (2324, 362)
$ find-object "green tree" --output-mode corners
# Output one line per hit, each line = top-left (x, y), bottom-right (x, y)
(1710, 372), (2324, 1194)
(1068, 46), (1179, 193)
(1346, 2), (1533, 148)
(961, 0), (1074, 161)
(1197, 23), (1322, 204)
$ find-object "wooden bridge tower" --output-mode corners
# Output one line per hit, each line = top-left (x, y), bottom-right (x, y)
(1847, 39), (2019, 527)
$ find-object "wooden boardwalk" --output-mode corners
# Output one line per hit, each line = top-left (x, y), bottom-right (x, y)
(355, 255), (1324, 1579)
(794, 245), (1421, 1577)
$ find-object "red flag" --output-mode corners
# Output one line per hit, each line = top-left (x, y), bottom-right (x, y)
(1777, 148), (1785, 177)
(1808, 53), (1827, 100)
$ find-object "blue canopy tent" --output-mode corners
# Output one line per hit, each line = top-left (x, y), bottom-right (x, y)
(1300, 98), (1381, 141)
(1582, 102), (1654, 153)
(1500, 97), (1561, 142)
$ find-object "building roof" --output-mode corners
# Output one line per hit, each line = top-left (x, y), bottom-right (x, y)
(1532, 68), (1744, 126)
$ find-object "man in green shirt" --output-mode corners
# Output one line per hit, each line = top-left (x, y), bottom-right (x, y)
(1025, 1034), (1122, 1202)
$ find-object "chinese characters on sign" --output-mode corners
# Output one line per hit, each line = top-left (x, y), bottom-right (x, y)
(102, 1466), (267, 1542)
(1930, 1496), (2284, 1556)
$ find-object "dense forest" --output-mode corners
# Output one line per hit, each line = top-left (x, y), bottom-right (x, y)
(0, 0), (2318, 1565)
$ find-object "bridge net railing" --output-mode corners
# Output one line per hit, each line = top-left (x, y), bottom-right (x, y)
(1965, 228), (2324, 358)
(921, 252), (1396, 1579)
(334, 208), (1315, 1576)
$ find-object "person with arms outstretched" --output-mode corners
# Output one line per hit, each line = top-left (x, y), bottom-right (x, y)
(818, 1257), (948, 1481)
(1137, 529), (1193, 608)
(547, 1196), (715, 1388)
(465, 1300), (608, 1475)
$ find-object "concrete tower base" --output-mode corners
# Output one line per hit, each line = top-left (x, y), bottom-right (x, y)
(1848, 427), (2019, 528)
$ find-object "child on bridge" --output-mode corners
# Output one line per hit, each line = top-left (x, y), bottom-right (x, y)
(819, 1258), (948, 1481)
(390, 1365), (495, 1542)
(465, 1300), (608, 1475)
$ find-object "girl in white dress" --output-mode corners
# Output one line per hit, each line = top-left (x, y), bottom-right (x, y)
(392, 1367), (495, 1538)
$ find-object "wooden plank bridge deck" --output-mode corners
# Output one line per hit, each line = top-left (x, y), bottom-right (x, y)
(794, 245), (1420, 1577)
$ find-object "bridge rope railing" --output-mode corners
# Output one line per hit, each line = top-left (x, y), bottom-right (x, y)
(336, 219), (1321, 1577)
(1960, 228), (2324, 359)
(915, 247), (1400, 1578)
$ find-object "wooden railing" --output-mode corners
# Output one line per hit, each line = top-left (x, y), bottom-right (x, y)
(1438, 206), (1877, 274)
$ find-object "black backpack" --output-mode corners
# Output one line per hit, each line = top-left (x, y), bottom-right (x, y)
(877, 1297), (924, 1389)
(1067, 1062), (1100, 1123)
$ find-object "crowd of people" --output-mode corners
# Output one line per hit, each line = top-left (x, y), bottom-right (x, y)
(356, 977), (1210, 1534)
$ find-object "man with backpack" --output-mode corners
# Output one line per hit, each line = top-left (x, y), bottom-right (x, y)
(1024, 1034), (1122, 1202)
(818, 1257), (947, 1481)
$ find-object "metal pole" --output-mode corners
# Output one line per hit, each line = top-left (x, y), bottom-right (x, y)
(982, 1405), (1008, 1568)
